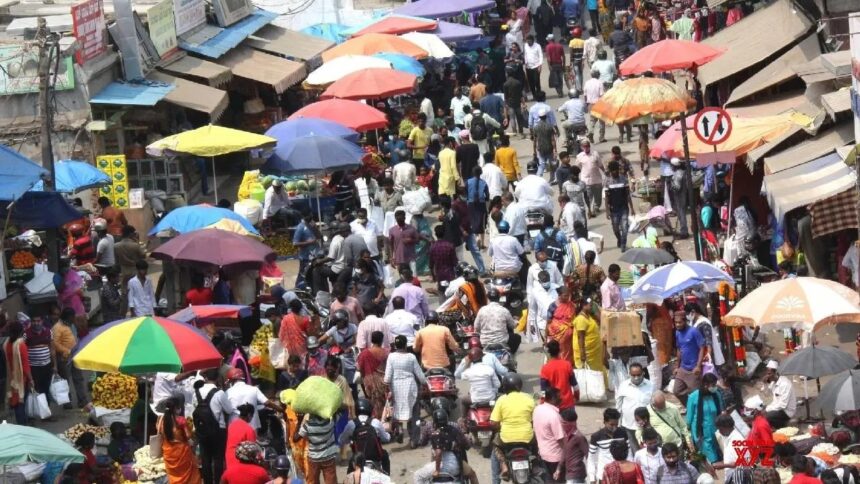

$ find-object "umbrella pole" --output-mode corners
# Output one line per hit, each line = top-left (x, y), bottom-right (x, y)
(212, 157), (218, 202)
(144, 379), (149, 445)
(315, 175), (322, 223)
(679, 114), (702, 261)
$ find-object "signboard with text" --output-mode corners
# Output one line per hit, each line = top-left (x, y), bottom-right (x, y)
(147, 0), (178, 57)
(71, 0), (106, 65)
(0, 45), (75, 95)
(173, 0), (206, 36)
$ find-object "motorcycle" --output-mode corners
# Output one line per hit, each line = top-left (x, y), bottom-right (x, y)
(432, 472), (464, 484)
(525, 209), (545, 240)
(420, 368), (458, 417)
(563, 122), (588, 158)
(466, 401), (496, 458)
(485, 343), (516, 372)
(506, 446), (545, 484)
(484, 277), (525, 319)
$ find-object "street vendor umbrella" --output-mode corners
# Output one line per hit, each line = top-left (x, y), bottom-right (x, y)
(393, 0), (495, 19)
(322, 33), (428, 62)
(0, 422), (83, 465)
(630, 261), (733, 304)
(0, 191), (83, 229)
(589, 77), (696, 125)
(145, 125), (276, 201)
(168, 304), (253, 326)
(352, 15), (437, 36)
(431, 21), (483, 42)
(619, 247), (675, 265)
(723, 277), (860, 332)
(320, 68), (418, 100)
(151, 228), (274, 269)
(266, 118), (360, 144)
(817, 369), (860, 415)
(373, 53), (426, 77)
(0, 144), (49, 202)
(301, 23), (349, 44)
(149, 205), (258, 236)
(400, 32), (454, 59)
(53, 159), (111, 193)
(306, 55), (394, 86)
(619, 39), (726, 76)
(204, 218), (262, 239)
(778, 346), (858, 379)
(263, 134), (364, 174)
(289, 99), (388, 132)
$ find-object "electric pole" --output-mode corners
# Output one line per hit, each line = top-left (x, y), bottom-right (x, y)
(36, 16), (60, 269)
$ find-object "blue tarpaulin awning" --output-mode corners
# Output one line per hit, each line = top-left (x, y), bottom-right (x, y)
(300, 23), (349, 44)
(0, 192), (82, 228)
(0, 145), (49, 202)
(90, 80), (175, 106)
(180, 9), (278, 59)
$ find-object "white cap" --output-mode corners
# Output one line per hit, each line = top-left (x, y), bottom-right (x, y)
(670, 157), (682, 166)
(538, 108), (548, 117)
(766, 360), (779, 370)
(472, 109), (482, 116)
(744, 395), (765, 411)
(546, 34), (554, 40)
(272, 179), (283, 187)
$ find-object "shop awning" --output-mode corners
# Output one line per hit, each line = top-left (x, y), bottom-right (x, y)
(725, 35), (819, 106)
(244, 25), (334, 70)
(90, 80), (175, 106)
(726, 91), (812, 118)
(810, 189), (860, 239)
(763, 152), (857, 220)
(179, 9), (278, 59)
(764, 122), (855, 174)
(218, 47), (306, 94)
(148, 72), (229, 121)
(696, 0), (814, 89)
(821, 89), (851, 120)
(159, 56), (233, 87)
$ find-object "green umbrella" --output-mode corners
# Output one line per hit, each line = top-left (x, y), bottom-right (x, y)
(0, 421), (84, 465)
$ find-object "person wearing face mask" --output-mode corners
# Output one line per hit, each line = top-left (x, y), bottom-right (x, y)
(684, 373), (723, 463)
(616, 363), (655, 432)
(586, 408), (631, 483)
(684, 302), (724, 368)
(526, 251), (564, 294)
(742, 395), (774, 464)
(763, 359), (796, 430)
(634, 427), (665, 484)
(526, 270), (559, 343)
(304, 336), (329, 377)
(655, 442), (699, 484)
(647, 391), (692, 451)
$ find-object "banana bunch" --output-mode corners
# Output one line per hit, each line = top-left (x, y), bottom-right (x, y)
(92, 373), (138, 409)
(251, 324), (273, 353)
(265, 234), (297, 257)
(250, 324), (276, 382)
(64, 423), (110, 441)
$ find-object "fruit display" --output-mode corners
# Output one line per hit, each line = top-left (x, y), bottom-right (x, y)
(132, 446), (166, 483)
(249, 324), (275, 382)
(92, 373), (138, 409)
(810, 442), (841, 466)
(64, 423), (110, 441)
(264, 234), (298, 257)
(10, 250), (36, 269)
(358, 149), (386, 179)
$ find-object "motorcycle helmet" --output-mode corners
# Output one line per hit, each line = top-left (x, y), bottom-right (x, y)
(273, 455), (291, 473)
(431, 396), (450, 413)
(356, 398), (373, 417)
(68, 223), (85, 236)
(464, 267), (479, 282)
(497, 220), (510, 234)
(426, 311), (439, 324)
(432, 409), (449, 427)
(526, 158), (538, 174)
(487, 287), (501, 301)
(501, 373), (523, 393)
(307, 335), (320, 350)
(331, 309), (350, 327)
(454, 261), (472, 278)
(570, 26), (582, 38)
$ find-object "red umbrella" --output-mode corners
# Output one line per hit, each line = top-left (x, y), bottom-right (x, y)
(152, 228), (274, 269)
(320, 68), (418, 100)
(289, 99), (388, 131)
(619, 40), (725, 76)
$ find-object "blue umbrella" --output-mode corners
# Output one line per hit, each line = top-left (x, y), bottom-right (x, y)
(0, 191), (82, 228)
(373, 53), (426, 77)
(630, 261), (733, 304)
(301, 23), (349, 44)
(263, 135), (364, 174)
(149, 205), (259, 236)
(0, 144), (49, 201)
(266, 118), (360, 145)
(54, 159), (112, 193)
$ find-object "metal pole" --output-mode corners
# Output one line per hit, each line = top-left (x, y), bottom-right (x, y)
(211, 157), (218, 201)
(37, 17), (61, 271)
(678, 114), (702, 261)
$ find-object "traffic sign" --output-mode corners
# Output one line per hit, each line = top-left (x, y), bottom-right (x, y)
(693, 107), (732, 146)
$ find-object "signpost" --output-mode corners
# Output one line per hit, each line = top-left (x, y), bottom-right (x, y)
(693, 107), (733, 146)
(71, 0), (106, 65)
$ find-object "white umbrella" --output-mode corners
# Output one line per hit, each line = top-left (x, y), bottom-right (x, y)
(306, 55), (393, 86)
(400, 32), (454, 59)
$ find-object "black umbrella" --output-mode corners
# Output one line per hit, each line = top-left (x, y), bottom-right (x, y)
(619, 247), (676, 265)
(818, 369), (860, 416)
(779, 345), (858, 379)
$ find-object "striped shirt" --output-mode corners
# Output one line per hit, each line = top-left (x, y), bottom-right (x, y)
(299, 415), (338, 462)
(25, 329), (53, 367)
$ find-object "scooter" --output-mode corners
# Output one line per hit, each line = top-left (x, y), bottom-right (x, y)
(466, 401), (496, 458)
(484, 277), (525, 319)
(506, 446), (545, 484)
(420, 368), (458, 417)
(525, 209), (545, 240)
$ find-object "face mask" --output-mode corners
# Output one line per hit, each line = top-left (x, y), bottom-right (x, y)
(636, 421), (646, 428)
(539, 261), (547, 269)
(630, 376), (644, 386)
(541, 282), (551, 290)
(686, 313), (694, 322)
(647, 444), (659, 453)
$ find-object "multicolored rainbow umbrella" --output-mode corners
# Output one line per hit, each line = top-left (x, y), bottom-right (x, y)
(73, 316), (222, 374)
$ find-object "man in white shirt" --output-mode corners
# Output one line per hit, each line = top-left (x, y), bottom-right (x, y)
(514, 174), (554, 214)
(615, 363), (655, 429)
(464, 109), (502, 158)
(350, 208), (381, 257)
(714, 414), (745, 483)
(450, 90), (470, 128)
(128, 260), (156, 317)
(481, 160), (508, 199)
(501, 193), (527, 242)
(583, 70), (606, 143)
(225, 368), (279, 430)
(488, 221), (525, 273)
(634, 428), (665, 484)
(195, 368), (235, 483)
(575, 140), (605, 214)
(392, 160), (417, 192)
(763, 360), (796, 428)
(559, 195), (586, 238)
(93, 222), (115, 267)
(420, 97), (434, 126)
(526, 251), (564, 292)
(523, 34), (543, 98)
(473, 290), (516, 347)
(326, 229), (346, 282)
(384, 295), (419, 346)
(455, 347), (501, 416)
(263, 179), (291, 221)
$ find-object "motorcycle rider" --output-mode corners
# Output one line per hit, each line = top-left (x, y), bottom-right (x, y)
(488, 221), (527, 286)
(338, 398), (391, 474)
(558, 91), (587, 149)
(414, 311), (460, 371)
(414, 409), (477, 484)
(458, 267), (489, 319)
(474, 288), (519, 354)
(490, 373), (537, 484)
(319, 309), (359, 400)
(455, 346), (501, 421)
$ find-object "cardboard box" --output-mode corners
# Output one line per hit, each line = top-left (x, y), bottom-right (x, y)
(600, 310), (644, 348)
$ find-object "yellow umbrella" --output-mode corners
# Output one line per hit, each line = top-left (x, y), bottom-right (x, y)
(589, 77), (696, 125)
(146, 125), (276, 200)
(203, 218), (263, 239)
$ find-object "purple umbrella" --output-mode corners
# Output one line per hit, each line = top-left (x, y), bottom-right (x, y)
(152, 228), (274, 269)
(394, 0), (494, 19)
(431, 21), (484, 42)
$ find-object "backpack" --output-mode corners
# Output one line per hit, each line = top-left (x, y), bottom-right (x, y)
(351, 417), (384, 461)
(543, 229), (565, 263)
(192, 388), (221, 441)
(470, 115), (488, 141)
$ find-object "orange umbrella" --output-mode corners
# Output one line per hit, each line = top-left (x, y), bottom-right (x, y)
(352, 15), (437, 37)
(619, 39), (725, 76)
(589, 77), (695, 125)
(320, 68), (417, 100)
(288, 99), (388, 131)
(322, 33), (428, 62)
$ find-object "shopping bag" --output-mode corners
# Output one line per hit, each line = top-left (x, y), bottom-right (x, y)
(607, 359), (626, 392)
(383, 265), (396, 289)
(25, 393), (39, 418)
(574, 364), (607, 403)
(50, 375), (71, 406)
(268, 337), (288, 370)
(26, 393), (51, 419)
(148, 435), (163, 459)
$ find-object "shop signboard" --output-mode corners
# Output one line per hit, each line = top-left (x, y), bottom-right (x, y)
(71, 0), (107, 65)
(148, 0), (178, 57)
(96, 155), (129, 208)
(0, 45), (75, 95)
(173, 0), (206, 36)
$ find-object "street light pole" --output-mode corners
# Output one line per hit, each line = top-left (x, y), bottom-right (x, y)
(679, 114), (702, 261)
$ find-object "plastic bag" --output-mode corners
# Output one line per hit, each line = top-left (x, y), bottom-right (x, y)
(26, 393), (51, 420)
(361, 467), (392, 484)
(50, 375), (71, 406)
(268, 337), (288, 370)
(234, 199), (263, 226)
(608, 359), (626, 392)
(293, 376), (343, 419)
(574, 365), (607, 403)
(383, 265), (397, 289)
(401, 187), (432, 215)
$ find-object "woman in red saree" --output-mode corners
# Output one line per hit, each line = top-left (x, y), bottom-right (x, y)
(356, 330), (389, 418)
(279, 299), (310, 360)
(545, 287), (577, 363)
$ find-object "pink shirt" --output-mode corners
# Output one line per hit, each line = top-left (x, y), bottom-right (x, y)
(355, 316), (392, 350)
(576, 151), (604, 185)
(533, 402), (565, 463)
(601, 278), (625, 311)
